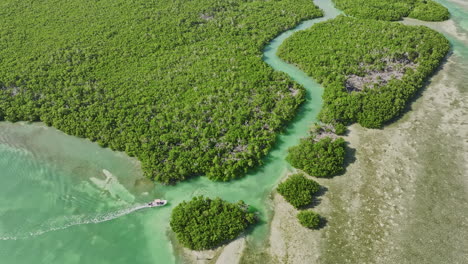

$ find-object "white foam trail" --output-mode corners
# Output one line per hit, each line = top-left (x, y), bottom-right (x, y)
(0, 204), (149, 241)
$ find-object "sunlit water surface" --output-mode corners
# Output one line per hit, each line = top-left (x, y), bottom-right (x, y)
(0, 0), (465, 263)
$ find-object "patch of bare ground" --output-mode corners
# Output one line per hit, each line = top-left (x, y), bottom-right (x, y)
(1, 86), (21, 96)
(343, 56), (465, 263)
(242, 38), (467, 264)
(174, 236), (246, 264)
(200, 13), (214, 21)
(265, 188), (327, 264)
(178, 247), (219, 264)
(402, 18), (468, 44)
(310, 123), (339, 141)
(345, 56), (417, 92)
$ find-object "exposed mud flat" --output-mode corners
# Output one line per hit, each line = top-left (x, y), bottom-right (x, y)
(319, 55), (467, 263)
(176, 237), (245, 264)
(176, 1), (467, 263)
(240, 44), (468, 264)
(238, 13), (467, 264)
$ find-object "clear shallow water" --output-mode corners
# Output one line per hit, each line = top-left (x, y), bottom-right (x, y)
(0, 1), (340, 263)
(1, 0), (466, 263)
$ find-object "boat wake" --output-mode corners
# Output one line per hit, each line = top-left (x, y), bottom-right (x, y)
(0, 204), (149, 241)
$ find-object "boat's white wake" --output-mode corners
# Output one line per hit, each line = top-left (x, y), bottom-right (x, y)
(0, 204), (149, 241)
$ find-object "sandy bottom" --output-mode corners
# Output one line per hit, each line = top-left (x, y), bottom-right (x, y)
(450, 0), (468, 9)
(177, 3), (467, 263)
(238, 35), (468, 264)
(402, 18), (468, 43)
(176, 236), (246, 264)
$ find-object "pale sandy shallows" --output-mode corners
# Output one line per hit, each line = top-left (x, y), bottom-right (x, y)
(243, 45), (467, 263)
(179, 7), (468, 264)
(240, 21), (467, 264)
(187, 56), (467, 263)
(176, 237), (246, 264)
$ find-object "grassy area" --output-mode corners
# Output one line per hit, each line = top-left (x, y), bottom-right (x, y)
(0, 0), (323, 183)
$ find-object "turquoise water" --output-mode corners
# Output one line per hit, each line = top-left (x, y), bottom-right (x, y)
(1, 0), (465, 262)
(0, 1), (340, 263)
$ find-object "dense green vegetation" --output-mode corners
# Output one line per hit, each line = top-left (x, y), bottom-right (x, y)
(287, 137), (346, 177)
(0, 0), (323, 183)
(277, 173), (320, 208)
(334, 123), (347, 135)
(297, 210), (321, 229)
(409, 0), (450, 21)
(333, 0), (449, 21)
(170, 196), (256, 250)
(278, 16), (450, 128)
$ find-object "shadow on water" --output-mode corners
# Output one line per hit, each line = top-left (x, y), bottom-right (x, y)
(263, 45), (273, 53)
(243, 92), (314, 176)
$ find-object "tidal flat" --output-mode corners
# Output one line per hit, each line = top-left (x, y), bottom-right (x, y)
(0, 0), (466, 263)
(241, 1), (468, 262)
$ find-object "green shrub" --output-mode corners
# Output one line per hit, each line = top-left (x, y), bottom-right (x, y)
(0, 0), (324, 184)
(277, 173), (320, 208)
(334, 123), (347, 135)
(409, 0), (450, 21)
(287, 137), (346, 177)
(170, 196), (256, 250)
(297, 211), (321, 229)
(278, 16), (450, 128)
(332, 0), (449, 21)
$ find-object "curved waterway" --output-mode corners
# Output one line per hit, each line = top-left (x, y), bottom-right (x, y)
(1, 0), (466, 263)
(0, 1), (339, 262)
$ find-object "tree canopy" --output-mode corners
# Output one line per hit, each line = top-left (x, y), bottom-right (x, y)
(277, 173), (320, 209)
(287, 137), (346, 177)
(297, 210), (322, 229)
(170, 196), (256, 250)
(278, 16), (450, 128)
(409, 0), (450, 21)
(0, 0), (323, 183)
(333, 0), (449, 21)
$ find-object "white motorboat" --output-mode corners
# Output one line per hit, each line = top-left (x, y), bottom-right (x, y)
(147, 199), (167, 207)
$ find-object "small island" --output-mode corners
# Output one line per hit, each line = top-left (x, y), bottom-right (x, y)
(278, 16), (450, 128)
(170, 196), (256, 250)
(0, 0), (464, 263)
(287, 135), (346, 178)
(297, 210), (322, 229)
(277, 173), (321, 209)
(276, 173), (324, 228)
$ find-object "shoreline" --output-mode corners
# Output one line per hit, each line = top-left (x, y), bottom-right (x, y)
(242, 19), (467, 263)
(240, 53), (467, 263)
(225, 0), (467, 262)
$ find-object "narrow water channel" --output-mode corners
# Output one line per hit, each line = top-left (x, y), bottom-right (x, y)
(0, 0), (465, 263)
(0, 0), (339, 263)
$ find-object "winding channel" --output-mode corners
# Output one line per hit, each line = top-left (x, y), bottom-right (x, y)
(0, 0), (466, 263)
(0, 0), (340, 262)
